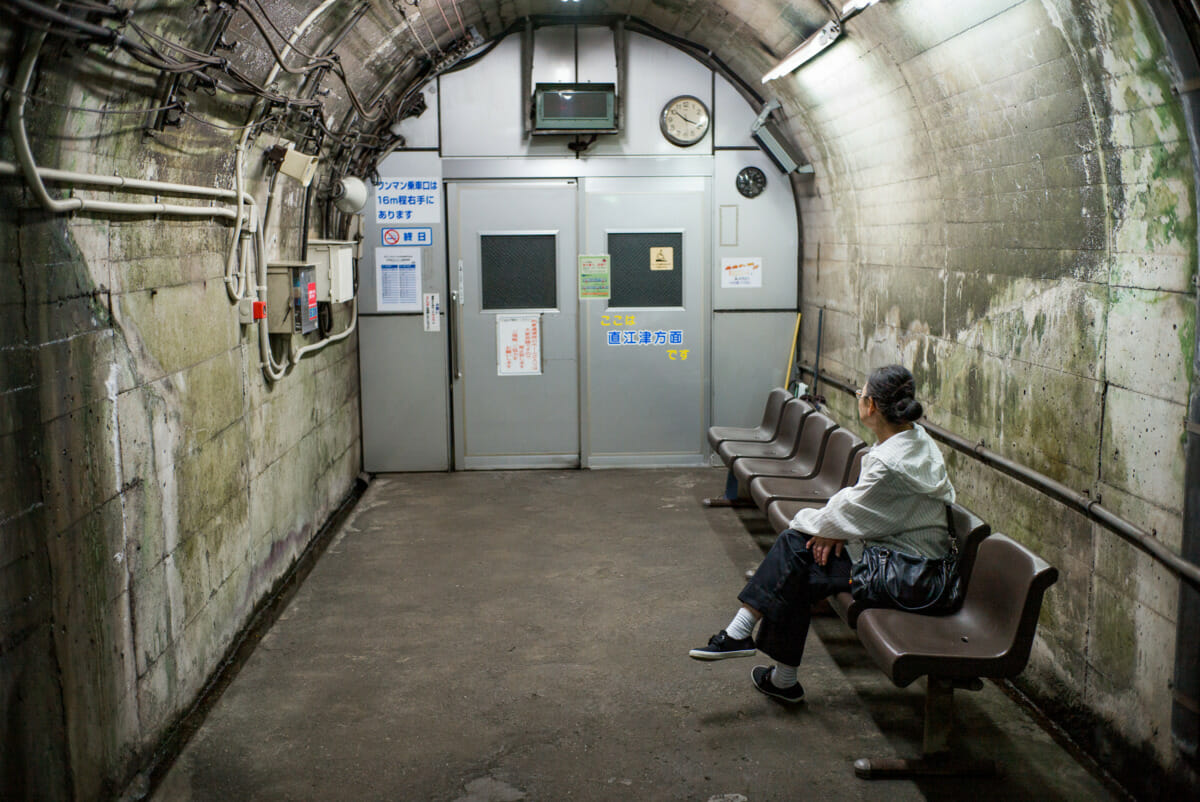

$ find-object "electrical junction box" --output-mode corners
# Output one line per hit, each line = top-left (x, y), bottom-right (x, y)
(279, 146), (319, 186)
(307, 240), (356, 303)
(267, 262), (318, 334)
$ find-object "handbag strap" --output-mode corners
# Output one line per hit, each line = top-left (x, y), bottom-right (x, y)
(945, 503), (959, 556)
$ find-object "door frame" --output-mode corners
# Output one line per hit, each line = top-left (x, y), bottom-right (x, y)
(447, 179), (582, 470)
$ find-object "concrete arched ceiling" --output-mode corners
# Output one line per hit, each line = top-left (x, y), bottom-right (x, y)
(11, 0), (836, 176)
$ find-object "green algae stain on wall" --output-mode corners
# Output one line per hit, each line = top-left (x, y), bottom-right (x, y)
(1092, 586), (1137, 689)
(1107, 0), (1197, 256)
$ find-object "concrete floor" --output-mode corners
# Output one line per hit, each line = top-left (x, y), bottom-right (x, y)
(153, 469), (1120, 801)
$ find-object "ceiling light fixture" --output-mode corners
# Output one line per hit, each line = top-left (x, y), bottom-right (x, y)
(761, 20), (841, 83)
(841, 0), (882, 16)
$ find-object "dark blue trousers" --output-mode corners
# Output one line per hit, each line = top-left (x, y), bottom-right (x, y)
(737, 529), (853, 667)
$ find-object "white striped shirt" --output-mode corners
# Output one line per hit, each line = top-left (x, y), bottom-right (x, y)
(789, 424), (956, 561)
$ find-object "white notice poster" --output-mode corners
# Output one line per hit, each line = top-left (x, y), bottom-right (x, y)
(423, 293), (441, 332)
(721, 257), (763, 288)
(496, 314), (541, 376)
(376, 249), (421, 312)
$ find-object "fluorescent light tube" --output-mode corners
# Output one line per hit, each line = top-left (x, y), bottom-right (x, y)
(842, 0), (881, 15)
(761, 21), (841, 83)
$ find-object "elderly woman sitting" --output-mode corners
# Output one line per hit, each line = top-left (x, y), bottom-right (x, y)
(689, 365), (955, 703)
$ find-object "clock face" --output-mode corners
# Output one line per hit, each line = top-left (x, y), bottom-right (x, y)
(736, 166), (768, 198)
(660, 95), (710, 147)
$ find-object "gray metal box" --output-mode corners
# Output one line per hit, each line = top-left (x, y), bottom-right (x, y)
(267, 262), (318, 334)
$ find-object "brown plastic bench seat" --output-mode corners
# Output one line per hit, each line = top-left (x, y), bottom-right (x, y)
(715, 400), (813, 466)
(731, 412), (838, 487)
(764, 498), (825, 533)
(707, 388), (794, 451)
(748, 431), (866, 510)
(829, 503), (991, 629)
(851, 533), (1059, 778)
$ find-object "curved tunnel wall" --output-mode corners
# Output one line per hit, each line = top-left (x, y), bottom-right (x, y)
(776, 2), (1195, 791)
(0, 0), (1197, 798)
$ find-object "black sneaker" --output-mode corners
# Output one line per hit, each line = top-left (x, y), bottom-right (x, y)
(688, 630), (756, 660)
(751, 665), (805, 703)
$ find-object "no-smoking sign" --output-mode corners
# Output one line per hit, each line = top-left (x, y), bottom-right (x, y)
(381, 227), (433, 247)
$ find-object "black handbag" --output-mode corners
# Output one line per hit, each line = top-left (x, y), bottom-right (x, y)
(849, 504), (963, 613)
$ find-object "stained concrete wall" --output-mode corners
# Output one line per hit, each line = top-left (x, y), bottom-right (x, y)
(745, 0), (1194, 793)
(0, 23), (361, 802)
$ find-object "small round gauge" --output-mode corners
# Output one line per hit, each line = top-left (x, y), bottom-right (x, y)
(736, 166), (768, 198)
(660, 95), (710, 147)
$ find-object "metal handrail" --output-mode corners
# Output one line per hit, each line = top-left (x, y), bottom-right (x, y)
(800, 364), (1200, 590)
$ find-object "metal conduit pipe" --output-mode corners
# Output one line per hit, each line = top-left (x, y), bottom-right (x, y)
(10, 26), (258, 300)
(9, 28), (253, 224)
(255, 221), (288, 383)
(290, 297), (357, 362)
(237, 0), (340, 361)
(0, 161), (251, 218)
(798, 364), (1200, 592)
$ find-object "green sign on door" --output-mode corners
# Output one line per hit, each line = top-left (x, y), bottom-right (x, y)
(579, 254), (611, 299)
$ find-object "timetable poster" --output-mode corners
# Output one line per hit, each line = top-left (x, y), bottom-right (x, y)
(376, 249), (422, 312)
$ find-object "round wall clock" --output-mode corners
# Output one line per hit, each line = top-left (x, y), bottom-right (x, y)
(659, 95), (710, 147)
(736, 166), (768, 198)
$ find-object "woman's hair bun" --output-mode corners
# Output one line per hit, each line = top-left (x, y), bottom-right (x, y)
(866, 364), (923, 424)
(894, 397), (923, 423)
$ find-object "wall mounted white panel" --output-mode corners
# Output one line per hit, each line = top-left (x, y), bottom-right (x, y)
(393, 83), (440, 150)
(578, 26), (617, 84)
(360, 149), (450, 470)
(710, 312), (799, 461)
(360, 151), (445, 314)
(439, 31), (712, 158)
(439, 37), (553, 157)
(712, 149), (798, 310)
(360, 316), (450, 471)
(532, 25), (577, 84)
(714, 74), (758, 149)
(589, 32), (713, 157)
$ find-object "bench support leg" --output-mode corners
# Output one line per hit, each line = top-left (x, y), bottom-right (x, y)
(854, 678), (1001, 779)
(923, 675), (954, 754)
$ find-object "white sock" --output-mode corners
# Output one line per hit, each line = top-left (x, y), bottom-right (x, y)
(771, 663), (798, 688)
(726, 608), (757, 641)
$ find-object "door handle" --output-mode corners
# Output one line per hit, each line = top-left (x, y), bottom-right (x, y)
(452, 260), (465, 379)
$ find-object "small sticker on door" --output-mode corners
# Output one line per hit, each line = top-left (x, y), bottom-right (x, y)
(650, 247), (675, 271)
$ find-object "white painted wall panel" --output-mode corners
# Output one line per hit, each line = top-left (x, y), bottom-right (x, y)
(711, 312), (799, 458)
(532, 26), (577, 84)
(439, 31), (712, 158)
(588, 32), (713, 157)
(714, 74), (758, 148)
(577, 27), (618, 84)
(360, 150), (450, 471)
(392, 84), (440, 150)
(712, 149), (798, 310)
(440, 38), (522, 157)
